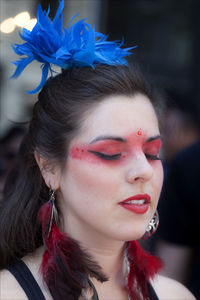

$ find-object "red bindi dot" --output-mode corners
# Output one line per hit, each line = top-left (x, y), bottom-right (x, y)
(137, 129), (142, 136)
(122, 154), (126, 158)
(81, 149), (84, 152)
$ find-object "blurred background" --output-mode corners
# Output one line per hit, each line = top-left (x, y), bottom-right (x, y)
(0, 0), (200, 298)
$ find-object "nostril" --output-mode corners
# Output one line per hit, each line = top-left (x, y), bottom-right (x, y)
(134, 177), (140, 181)
(126, 165), (153, 183)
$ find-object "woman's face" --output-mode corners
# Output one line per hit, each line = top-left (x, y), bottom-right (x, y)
(58, 94), (163, 243)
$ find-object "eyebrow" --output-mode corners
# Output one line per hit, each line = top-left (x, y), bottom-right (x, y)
(89, 135), (127, 144)
(145, 135), (162, 143)
(89, 134), (162, 144)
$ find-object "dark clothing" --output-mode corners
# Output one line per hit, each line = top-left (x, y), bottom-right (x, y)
(7, 259), (159, 300)
(158, 141), (200, 245)
(158, 141), (200, 298)
(7, 259), (46, 300)
(147, 281), (160, 300)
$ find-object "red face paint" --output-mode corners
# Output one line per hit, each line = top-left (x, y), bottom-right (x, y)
(70, 141), (125, 165)
(70, 131), (162, 165)
(142, 138), (162, 158)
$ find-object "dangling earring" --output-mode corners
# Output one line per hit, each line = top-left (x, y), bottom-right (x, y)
(123, 246), (130, 285)
(142, 210), (159, 240)
(47, 188), (59, 237)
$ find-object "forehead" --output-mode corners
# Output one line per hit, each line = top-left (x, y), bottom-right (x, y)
(76, 94), (159, 142)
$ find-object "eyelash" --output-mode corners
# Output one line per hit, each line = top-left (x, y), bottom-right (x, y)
(145, 154), (161, 161)
(89, 151), (160, 161)
(88, 151), (121, 161)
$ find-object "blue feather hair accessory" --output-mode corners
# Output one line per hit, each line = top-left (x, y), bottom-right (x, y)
(11, 0), (136, 94)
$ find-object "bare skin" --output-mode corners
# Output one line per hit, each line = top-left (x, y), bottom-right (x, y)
(0, 247), (195, 300)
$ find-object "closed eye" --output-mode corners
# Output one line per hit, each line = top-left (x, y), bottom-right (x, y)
(88, 150), (121, 161)
(145, 153), (161, 161)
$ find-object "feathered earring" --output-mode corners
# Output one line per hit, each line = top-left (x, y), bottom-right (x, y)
(47, 189), (59, 237)
(37, 189), (107, 300)
(126, 240), (163, 299)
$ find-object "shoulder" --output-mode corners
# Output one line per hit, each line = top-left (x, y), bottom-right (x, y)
(0, 268), (28, 299)
(151, 274), (196, 300)
(0, 247), (52, 300)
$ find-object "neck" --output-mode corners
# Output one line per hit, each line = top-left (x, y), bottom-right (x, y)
(83, 242), (128, 299)
(87, 242), (127, 284)
(61, 212), (128, 284)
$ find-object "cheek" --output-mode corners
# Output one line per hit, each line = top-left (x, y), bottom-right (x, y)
(153, 162), (164, 199)
(60, 159), (120, 211)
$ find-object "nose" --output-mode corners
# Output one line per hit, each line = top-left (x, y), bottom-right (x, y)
(125, 153), (153, 184)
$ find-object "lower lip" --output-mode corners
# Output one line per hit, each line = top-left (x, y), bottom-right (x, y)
(119, 203), (149, 214)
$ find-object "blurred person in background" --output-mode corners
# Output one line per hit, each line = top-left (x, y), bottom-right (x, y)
(162, 107), (199, 165)
(155, 96), (200, 299)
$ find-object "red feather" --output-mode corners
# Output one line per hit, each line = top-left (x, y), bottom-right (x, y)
(38, 202), (162, 299)
(127, 240), (163, 299)
(37, 201), (107, 299)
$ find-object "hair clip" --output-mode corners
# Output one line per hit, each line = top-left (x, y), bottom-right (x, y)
(10, 0), (136, 94)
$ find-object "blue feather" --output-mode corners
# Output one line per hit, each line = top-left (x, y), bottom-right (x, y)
(10, 0), (135, 93)
(26, 63), (49, 94)
(10, 56), (34, 78)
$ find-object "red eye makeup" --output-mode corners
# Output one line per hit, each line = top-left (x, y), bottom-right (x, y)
(143, 138), (162, 160)
(70, 140), (125, 164)
(70, 132), (162, 164)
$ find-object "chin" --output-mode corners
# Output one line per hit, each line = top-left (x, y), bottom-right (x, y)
(124, 231), (146, 242)
(111, 226), (147, 242)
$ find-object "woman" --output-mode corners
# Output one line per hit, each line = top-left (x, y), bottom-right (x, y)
(0, 1), (195, 300)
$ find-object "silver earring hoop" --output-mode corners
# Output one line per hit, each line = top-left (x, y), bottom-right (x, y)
(142, 210), (159, 240)
(47, 188), (59, 237)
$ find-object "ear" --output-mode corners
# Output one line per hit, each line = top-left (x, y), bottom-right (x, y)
(34, 150), (60, 190)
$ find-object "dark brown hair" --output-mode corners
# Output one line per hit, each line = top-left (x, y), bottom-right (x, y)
(0, 64), (162, 298)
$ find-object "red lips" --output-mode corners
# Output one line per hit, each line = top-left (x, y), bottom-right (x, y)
(119, 194), (151, 204)
(119, 194), (151, 214)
